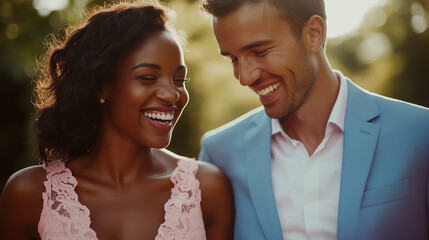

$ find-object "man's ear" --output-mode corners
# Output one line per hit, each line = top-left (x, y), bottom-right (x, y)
(302, 15), (326, 53)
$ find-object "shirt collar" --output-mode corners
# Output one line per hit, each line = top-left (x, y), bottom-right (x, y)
(271, 117), (283, 135)
(327, 70), (347, 133)
(271, 70), (348, 136)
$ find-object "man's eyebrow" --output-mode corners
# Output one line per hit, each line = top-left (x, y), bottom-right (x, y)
(220, 40), (274, 56)
(131, 63), (161, 72)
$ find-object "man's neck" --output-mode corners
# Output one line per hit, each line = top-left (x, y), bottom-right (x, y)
(280, 66), (339, 156)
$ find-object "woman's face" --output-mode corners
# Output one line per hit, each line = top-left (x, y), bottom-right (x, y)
(102, 31), (189, 149)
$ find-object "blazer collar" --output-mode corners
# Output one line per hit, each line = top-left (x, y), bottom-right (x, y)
(337, 79), (381, 240)
(344, 79), (379, 121)
(245, 109), (284, 240)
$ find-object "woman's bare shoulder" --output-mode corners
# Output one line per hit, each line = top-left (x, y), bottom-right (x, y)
(195, 161), (235, 239)
(1, 165), (46, 206)
(0, 165), (46, 239)
(195, 161), (231, 192)
(155, 148), (228, 186)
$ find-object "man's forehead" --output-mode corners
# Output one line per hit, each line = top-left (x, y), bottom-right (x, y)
(212, 1), (288, 40)
(213, 1), (276, 25)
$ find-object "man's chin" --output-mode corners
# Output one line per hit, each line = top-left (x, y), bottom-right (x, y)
(263, 105), (290, 119)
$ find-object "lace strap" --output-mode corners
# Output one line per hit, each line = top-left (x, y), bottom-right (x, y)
(39, 161), (98, 239)
(43, 161), (80, 210)
(171, 159), (201, 204)
(155, 159), (206, 239)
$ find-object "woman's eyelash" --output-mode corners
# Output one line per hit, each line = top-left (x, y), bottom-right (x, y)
(174, 78), (190, 82)
(137, 76), (190, 83)
(137, 76), (157, 80)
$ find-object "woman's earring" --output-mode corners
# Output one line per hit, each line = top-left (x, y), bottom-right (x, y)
(100, 99), (105, 104)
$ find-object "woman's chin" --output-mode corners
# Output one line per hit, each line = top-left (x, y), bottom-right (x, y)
(148, 139), (171, 149)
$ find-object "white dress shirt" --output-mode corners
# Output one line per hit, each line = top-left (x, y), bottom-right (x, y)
(271, 71), (348, 240)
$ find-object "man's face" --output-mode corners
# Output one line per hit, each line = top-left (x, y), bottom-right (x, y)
(213, 1), (318, 119)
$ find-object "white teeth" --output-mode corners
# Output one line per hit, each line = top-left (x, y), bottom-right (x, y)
(257, 82), (281, 96)
(144, 111), (174, 121)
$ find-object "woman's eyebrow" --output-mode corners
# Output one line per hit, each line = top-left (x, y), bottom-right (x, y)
(131, 63), (161, 72)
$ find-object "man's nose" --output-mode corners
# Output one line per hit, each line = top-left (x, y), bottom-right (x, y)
(235, 59), (261, 86)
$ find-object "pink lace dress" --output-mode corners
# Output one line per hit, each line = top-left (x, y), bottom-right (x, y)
(38, 159), (206, 240)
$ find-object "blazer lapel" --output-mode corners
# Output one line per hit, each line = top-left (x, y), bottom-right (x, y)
(337, 80), (381, 240)
(245, 110), (283, 240)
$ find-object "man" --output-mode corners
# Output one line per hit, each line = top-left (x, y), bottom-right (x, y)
(198, 0), (429, 239)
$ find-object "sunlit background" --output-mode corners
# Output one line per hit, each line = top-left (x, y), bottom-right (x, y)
(1, 0), (428, 192)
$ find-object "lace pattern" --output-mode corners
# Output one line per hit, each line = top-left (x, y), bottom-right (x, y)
(155, 159), (206, 240)
(38, 161), (97, 240)
(38, 159), (206, 240)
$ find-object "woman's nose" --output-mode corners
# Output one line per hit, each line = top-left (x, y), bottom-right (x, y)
(156, 80), (180, 104)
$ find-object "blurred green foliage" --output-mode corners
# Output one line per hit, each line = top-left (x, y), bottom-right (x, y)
(327, 0), (429, 107)
(1, 0), (428, 193)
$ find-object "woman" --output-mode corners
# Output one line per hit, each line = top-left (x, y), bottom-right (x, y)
(0, 1), (234, 239)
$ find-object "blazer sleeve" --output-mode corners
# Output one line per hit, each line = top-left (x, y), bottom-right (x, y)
(198, 136), (212, 164)
(427, 174), (429, 233)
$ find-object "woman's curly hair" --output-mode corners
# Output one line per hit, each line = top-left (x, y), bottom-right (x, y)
(34, 0), (179, 163)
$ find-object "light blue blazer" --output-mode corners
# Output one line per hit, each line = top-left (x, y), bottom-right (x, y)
(199, 79), (429, 240)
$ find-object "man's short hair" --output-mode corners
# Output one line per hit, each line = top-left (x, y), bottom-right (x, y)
(201, 0), (326, 37)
